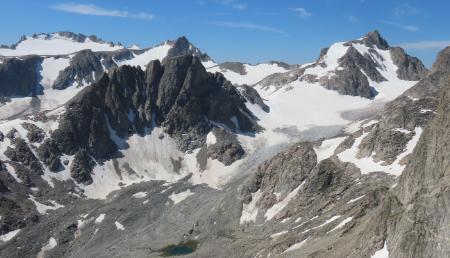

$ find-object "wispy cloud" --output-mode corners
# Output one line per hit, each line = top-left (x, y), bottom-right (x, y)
(400, 41), (450, 50)
(51, 3), (154, 21)
(205, 0), (247, 11)
(232, 3), (247, 11)
(290, 7), (312, 18)
(383, 21), (419, 32)
(349, 15), (359, 24)
(211, 21), (285, 34)
(395, 4), (419, 17)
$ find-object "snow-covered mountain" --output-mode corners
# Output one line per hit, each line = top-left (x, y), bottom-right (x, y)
(0, 33), (214, 119)
(0, 32), (124, 56)
(257, 31), (427, 98)
(0, 30), (449, 258)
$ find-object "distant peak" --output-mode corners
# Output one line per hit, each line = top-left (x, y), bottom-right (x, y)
(175, 36), (189, 44)
(362, 30), (389, 50)
(165, 36), (212, 62)
(18, 31), (119, 46)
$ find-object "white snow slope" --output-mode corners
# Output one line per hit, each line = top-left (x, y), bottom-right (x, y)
(207, 62), (290, 85)
(0, 33), (123, 56)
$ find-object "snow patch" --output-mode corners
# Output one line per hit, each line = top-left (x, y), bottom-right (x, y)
(0, 229), (21, 242)
(28, 195), (64, 215)
(40, 57), (71, 88)
(314, 137), (347, 163)
(116, 43), (171, 68)
(4, 163), (23, 183)
(328, 217), (353, 233)
(37, 237), (57, 258)
(282, 236), (311, 254)
(271, 230), (288, 238)
(95, 214), (106, 224)
(265, 181), (305, 221)
(206, 131), (217, 145)
(115, 221), (125, 230)
(371, 241), (389, 258)
(240, 190), (262, 224)
(132, 192), (148, 198)
(169, 189), (194, 204)
(348, 195), (365, 203)
(337, 127), (422, 176)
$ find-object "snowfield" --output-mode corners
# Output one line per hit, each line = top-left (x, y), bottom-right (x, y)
(0, 33), (123, 56)
(207, 62), (290, 85)
(115, 43), (171, 68)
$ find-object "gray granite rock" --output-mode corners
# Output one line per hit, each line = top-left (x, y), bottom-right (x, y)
(390, 47), (428, 81)
(0, 56), (42, 98)
(206, 128), (245, 166)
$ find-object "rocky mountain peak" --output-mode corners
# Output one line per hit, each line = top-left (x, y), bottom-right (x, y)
(165, 36), (212, 62)
(432, 46), (450, 73)
(362, 30), (389, 50)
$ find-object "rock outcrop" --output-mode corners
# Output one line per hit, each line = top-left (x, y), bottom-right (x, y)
(206, 128), (245, 166)
(0, 56), (42, 98)
(52, 50), (109, 90)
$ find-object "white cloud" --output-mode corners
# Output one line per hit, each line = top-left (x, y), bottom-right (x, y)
(400, 41), (450, 50)
(384, 21), (419, 32)
(349, 15), (359, 24)
(290, 7), (312, 18)
(52, 3), (154, 21)
(212, 21), (285, 34)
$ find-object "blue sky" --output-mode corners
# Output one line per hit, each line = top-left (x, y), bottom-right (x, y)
(0, 0), (449, 67)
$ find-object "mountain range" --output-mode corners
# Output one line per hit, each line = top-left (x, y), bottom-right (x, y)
(0, 30), (448, 258)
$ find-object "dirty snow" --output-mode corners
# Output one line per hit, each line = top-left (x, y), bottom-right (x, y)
(37, 237), (57, 258)
(28, 195), (64, 215)
(4, 163), (23, 183)
(0, 229), (21, 242)
(348, 195), (365, 204)
(271, 230), (288, 238)
(265, 181), (305, 221)
(240, 190), (262, 224)
(282, 236), (311, 254)
(132, 192), (148, 198)
(314, 137), (347, 163)
(95, 214), (106, 224)
(313, 215), (341, 230)
(169, 189), (195, 204)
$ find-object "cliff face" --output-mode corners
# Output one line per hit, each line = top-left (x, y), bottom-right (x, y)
(0, 56), (42, 99)
(385, 77), (450, 258)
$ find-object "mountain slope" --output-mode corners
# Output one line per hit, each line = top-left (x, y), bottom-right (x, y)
(0, 30), (448, 258)
(258, 30), (427, 99)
